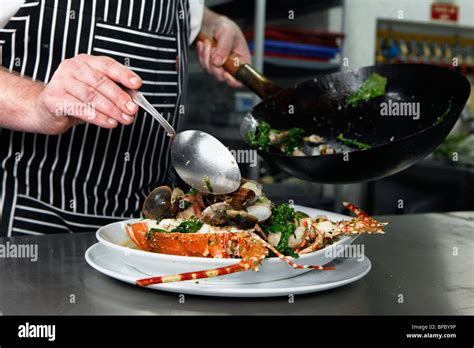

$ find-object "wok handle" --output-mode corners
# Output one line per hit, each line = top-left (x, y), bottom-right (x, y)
(195, 32), (281, 99)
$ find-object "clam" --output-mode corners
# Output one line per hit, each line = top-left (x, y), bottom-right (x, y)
(241, 179), (263, 197)
(200, 202), (233, 225)
(224, 210), (258, 230)
(142, 186), (173, 219)
(226, 187), (257, 210)
(200, 202), (258, 229)
(171, 187), (184, 204)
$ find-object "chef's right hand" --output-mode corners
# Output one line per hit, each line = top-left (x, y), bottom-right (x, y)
(33, 54), (142, 135)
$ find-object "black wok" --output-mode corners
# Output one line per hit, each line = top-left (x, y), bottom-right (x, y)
(197, 34), (471, 183)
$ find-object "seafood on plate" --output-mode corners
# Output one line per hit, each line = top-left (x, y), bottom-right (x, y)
(126, 180), (387, 286)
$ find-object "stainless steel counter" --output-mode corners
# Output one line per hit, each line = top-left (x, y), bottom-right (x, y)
(0, 212), (472, 315)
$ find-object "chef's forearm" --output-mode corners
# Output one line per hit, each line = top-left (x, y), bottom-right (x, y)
(0, 68), (44, 132)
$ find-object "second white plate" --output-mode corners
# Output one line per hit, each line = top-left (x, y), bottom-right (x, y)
(85, 242), (371, 298)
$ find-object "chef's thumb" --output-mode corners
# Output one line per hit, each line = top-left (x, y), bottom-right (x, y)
(211, 29), (234, 67)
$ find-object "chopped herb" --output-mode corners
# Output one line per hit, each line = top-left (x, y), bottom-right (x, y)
(261, 203), (300, 258)
(146, 227), (168, 240)
(269, 203), (295, 225)
(171, 217), (203, 233)
(246, 122), (304, 156)
(294, 211), (309, 223)
(282, 127), (304, 155)
(433, 98), (453, 126)
(203, 176), (213, 193)
(346, 73), (387, 107)
(275, 224), (298, 258)
(337, 133), (371, 150)
(246, 121), (271, 151)
(150, 228), (168, 233)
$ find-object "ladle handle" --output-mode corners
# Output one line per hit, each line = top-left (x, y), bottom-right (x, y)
(195, 32), (281, 99)
(126, 87), (176, 137)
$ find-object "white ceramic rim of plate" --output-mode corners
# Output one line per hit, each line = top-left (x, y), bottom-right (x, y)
(96, 205), (357, 265)
(85, 242), (372, 297)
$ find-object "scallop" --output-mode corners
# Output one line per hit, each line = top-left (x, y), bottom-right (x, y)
(268, 232), (282, 247)
(245, 204), (272, 222)
(288, 226), (306, 248)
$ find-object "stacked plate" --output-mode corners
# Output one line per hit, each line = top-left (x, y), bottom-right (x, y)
(85, 205), (372, 297)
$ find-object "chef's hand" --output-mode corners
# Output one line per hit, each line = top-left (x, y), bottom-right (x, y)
(196, 8), (251, 88)
(33, 54), (141, 134)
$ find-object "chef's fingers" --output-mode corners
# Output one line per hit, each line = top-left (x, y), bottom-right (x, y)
(211, 25), (235, 67)
(196, 41), (205, 64)
(223, 71), (243, 88)
(56, 94), (119, 129)
(78, 54), (142, 90)
(232, 35), (252, 65)
(72, 59), (138, 117)
(225, 37), (251, 88)
(200, 39), (212, 74)
(211, 28), (247, 87)
(195, 41), (210, 75)
(208, 50), (225, 82)
(64, 79), (135, 125)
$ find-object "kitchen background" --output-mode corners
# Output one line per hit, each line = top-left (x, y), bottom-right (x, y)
(181, 0), (474, 214)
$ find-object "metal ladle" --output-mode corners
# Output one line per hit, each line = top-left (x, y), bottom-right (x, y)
(126, 88), (241, 194)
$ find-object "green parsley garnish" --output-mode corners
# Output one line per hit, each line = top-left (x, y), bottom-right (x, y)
(246, 121), (304, 155)
(246, 121), (271, 151)
(261, 203), (302, 258)
(282, 127), (304, 155)
(294, 211), (309, 223)
(345, 73), (387, 108)
(146, 228), (168, 240)
(337, 133), (371, 150)
(171, 217), (203, 233)
(433, 98), (453, 126)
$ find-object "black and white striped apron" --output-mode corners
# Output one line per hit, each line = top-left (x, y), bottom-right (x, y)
(0, 0), (190, 236)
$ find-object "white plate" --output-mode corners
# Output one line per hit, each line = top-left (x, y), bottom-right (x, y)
(85, 242), (372, 298)
(95, 205), (359, 284)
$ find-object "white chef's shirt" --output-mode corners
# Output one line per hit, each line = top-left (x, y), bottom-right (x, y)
(0, 0), (203, 41)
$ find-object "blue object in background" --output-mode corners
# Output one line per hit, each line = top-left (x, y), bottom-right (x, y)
(387, 43), (401, 59)
(248, 40), (339, 59)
